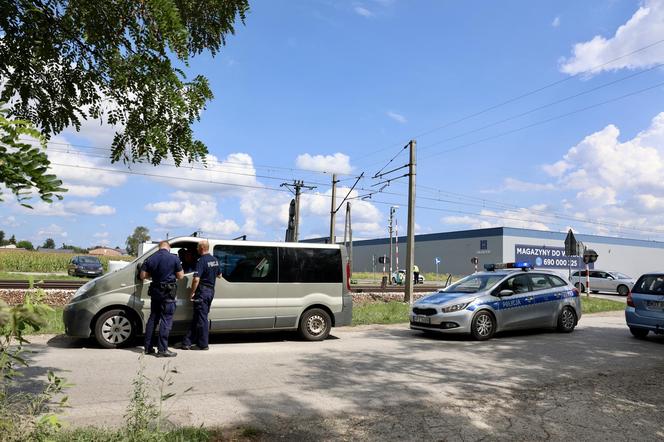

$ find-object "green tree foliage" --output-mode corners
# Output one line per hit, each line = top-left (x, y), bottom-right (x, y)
(0, 108), (66, 207)
(126, 226), (151, 256)
(0, 231), (5, 246)
(41, 238), (56, 249)
(0, 0), (249, 168)
(0, 293), (70, 440)
(8, 235), (16, 245)
(16, 240), (33, 250)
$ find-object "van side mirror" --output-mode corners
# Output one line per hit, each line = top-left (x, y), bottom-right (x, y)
(498, 289), (514, 297)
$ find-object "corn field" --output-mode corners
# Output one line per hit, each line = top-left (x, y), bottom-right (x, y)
(0, 251), (134, 273)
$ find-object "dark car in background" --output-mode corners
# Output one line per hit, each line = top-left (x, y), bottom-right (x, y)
(625, 272), (664, 338)
(67, 256), (104, 278)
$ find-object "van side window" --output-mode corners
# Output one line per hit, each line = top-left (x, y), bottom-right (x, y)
(213, 245), (277, 283)
(279, 248), (342, 283)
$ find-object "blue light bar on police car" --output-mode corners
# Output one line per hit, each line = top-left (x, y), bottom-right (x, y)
(484, 262), (533, 271)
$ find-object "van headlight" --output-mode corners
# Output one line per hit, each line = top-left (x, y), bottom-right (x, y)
(70, 280), (96, 302)
(441, 302), (470, 313)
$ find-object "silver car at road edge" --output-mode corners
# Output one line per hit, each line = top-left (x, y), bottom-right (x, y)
(410, 263), (581, 340)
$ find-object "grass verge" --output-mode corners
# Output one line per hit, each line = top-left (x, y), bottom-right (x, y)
(54, 426), (262, 441)
(581, 296), (625, 314)
(352, 297), (625, 326)
(25, 306), (65, 335)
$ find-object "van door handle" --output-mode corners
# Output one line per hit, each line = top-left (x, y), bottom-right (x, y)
(525, 296), (534, 302)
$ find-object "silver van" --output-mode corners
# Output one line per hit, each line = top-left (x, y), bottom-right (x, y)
(63, 237), (353, 348)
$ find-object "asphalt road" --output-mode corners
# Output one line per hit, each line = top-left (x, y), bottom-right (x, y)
(23, 312), (664, 441)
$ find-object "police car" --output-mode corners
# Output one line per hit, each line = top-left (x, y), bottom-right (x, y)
(410, 262), (581, 340)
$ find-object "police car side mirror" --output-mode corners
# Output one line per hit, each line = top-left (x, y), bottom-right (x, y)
(498, 289), (514, 297)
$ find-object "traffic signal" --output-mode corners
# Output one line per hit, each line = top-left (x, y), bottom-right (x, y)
(583, 249), (598, 264)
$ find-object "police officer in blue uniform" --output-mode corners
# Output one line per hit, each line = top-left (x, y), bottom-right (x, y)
(181, 240), (220, 350)
(140, 241), (184, 357)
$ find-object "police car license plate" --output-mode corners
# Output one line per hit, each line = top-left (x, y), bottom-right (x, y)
(412, 315), (430, 324)
(646, 300), (664, 310)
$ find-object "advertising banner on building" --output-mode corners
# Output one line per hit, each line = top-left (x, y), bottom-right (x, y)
(514, 244), (592, 270)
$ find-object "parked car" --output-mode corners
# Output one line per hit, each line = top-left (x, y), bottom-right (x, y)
(571, 270), (635, 295)
(391, 269), (425, 284)
(67, 256), (104, 278)
(625, 272), (664, 338)
(410, 262), (581, 340)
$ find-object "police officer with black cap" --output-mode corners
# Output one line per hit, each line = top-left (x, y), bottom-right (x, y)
(181, 240), (220, 350)
(140, 240), (184, 357)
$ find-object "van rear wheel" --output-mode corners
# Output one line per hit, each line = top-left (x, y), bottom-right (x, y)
(298, 308), (331, 341)
(94, 309), (135, 348)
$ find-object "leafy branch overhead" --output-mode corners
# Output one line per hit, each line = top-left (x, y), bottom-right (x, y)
(0, 0), (249, 167)
(0, 108), (66, 208)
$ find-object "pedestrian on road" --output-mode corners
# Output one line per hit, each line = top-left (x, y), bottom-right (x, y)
(181, 240), (221, 351)
(413, 264), (420, 285)
(140, 241), (184, 357)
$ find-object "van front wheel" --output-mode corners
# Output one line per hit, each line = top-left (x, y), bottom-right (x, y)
(94, 309), (135, 349)
(298, 308), (331, 341)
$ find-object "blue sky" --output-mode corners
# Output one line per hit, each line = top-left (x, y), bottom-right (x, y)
(3, 0), (664, 248)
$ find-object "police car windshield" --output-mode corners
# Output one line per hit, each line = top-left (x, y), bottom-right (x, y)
(443, 274), (504, 293)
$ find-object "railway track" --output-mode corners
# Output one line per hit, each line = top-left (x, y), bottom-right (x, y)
(351, 285), (444, 293)
(0, 280), (87, 290)
(0, 280), (441, 292)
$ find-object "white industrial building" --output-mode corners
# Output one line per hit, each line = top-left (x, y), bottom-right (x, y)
(325, 227), (664, 279)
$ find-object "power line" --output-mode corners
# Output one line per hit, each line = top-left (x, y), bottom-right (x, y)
(24, 137), (355, 178)
(419, 79), (664, 159)
(353, 38), (664, 165)
(418, 62), (664, 154)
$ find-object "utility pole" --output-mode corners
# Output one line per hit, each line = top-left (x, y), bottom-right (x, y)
(343, 202), (353, 272)
(280, 180), (316, 242)
(329, 174), (338, 244)
(404, 140), (417, 304)
(388, 208), (394, 284)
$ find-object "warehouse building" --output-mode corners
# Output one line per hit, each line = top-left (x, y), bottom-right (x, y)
(326, 227), (664, 279)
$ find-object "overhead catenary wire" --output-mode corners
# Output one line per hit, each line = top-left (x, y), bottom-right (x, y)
(353, 37), (664, 166)
(418, 62), (664, 154)
(21, 137), (356, 178)
(419, 79), (664, 159)
(45, 151), (664, 238)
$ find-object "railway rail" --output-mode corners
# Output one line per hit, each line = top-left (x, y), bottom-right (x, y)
(0, 280), (87, 290)
(0, 280), (442, 293)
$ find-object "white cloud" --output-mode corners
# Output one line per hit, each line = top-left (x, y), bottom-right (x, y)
(140, 152), (258, 196)
(354, 6), (373, 17)
(551, 16), (561, 28)
(386, 111), (407, 124)
(145, 192), (240, 236)
(295, 153), (353, 174)
(521, 111), (664, 236)
(560, 0), (664, 75)
(0, 216), (20, 228)
(94, 231), (110, 238)
(65, 201), (116, 215)
(64, 184), (107, 198)
(37, 224), (68, 238)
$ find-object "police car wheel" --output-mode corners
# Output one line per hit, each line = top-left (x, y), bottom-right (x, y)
(94, 309), (135, 349)
(557, 307), (576, 333)
(298, 308), (331, 341)
(617, 285), (629, 296)
(574, 282), (585, 293)
(471, 311), (495, 341)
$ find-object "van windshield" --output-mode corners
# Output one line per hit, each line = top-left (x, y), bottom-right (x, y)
(443, 274), (504, 294)
(79, 256), (100, 264)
